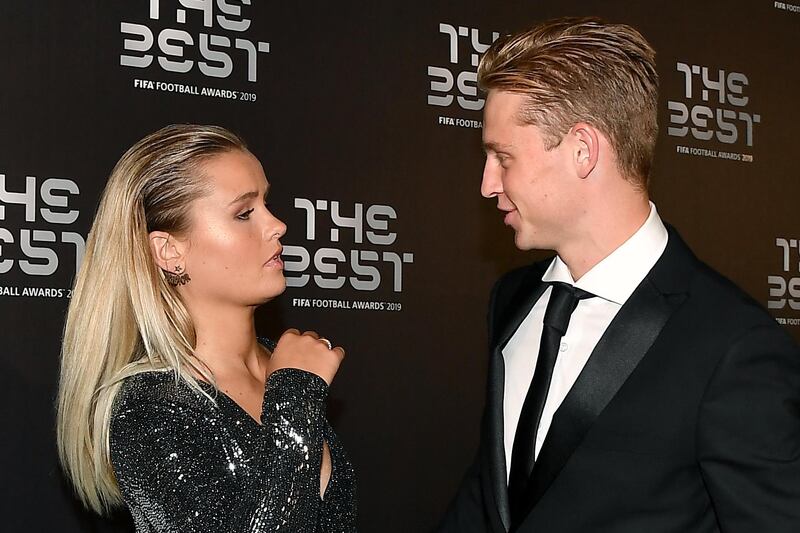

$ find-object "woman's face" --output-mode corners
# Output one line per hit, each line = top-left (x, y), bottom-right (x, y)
(178, 149), (287, 308)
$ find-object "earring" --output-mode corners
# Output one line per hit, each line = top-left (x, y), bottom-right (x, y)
(164, 264), (191, 286)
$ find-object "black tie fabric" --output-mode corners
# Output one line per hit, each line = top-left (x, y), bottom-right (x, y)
(508, 281), (594, 525)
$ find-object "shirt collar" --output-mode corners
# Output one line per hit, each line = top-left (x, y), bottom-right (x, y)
(542, 202), (669, 305)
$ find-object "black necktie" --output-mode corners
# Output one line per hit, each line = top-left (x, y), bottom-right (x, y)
(508, 281), (594, 524)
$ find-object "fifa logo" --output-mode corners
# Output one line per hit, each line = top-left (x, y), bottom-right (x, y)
(427, 23), (499, 110)
(667, 62), (761, 147)
(121, 0), (270, 82)
(283, 199), (414, 292)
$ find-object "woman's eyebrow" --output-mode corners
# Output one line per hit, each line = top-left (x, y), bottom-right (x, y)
(228, 191), (259, 206)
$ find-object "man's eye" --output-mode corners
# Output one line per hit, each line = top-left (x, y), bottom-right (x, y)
(237, 208), (255, 220)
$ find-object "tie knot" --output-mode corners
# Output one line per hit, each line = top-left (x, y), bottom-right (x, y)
(542, 282), (594, 335)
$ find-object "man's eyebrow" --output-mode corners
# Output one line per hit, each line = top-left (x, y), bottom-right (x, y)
(482, 141), (513, 153)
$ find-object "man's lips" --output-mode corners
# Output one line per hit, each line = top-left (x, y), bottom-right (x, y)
(501, 208), (516, 226)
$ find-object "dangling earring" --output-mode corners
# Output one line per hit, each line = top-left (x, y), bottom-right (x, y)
(164, 264), (191, 286)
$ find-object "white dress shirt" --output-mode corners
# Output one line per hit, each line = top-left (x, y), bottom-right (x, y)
(502, 202), (669, 481)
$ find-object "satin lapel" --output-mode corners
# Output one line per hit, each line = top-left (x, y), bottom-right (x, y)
(485, 266), (549, 532)
(519, 277), (687, 519)
(483, 347), (511, 533)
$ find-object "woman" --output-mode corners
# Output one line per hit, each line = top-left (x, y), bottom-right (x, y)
(56, 124), (356, 532)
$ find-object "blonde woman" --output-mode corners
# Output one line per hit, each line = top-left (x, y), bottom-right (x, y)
(56, 124), (356, 532)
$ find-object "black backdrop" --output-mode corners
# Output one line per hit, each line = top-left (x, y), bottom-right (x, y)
(1, 1), (798, 531)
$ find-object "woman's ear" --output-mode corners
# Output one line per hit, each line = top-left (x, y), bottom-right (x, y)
(148, 231), (185, 272)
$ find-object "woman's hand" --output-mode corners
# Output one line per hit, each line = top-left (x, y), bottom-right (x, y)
(268, 329), (345, 385)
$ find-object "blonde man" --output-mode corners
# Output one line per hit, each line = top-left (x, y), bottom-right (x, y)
(438, 17), (800, 533)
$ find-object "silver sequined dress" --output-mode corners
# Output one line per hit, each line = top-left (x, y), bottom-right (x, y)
(109, 353), (357, 533)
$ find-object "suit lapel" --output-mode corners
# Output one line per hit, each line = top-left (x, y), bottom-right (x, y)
(483, 348), (512, 533)
(484, 264), (550, 532)
(493, 270), (550, 351)
(515, 226), (695, 523)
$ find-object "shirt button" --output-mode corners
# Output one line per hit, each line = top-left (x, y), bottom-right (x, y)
(560, 342), (568, 352)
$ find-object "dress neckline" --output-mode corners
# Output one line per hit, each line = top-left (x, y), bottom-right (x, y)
(194, 336), (276, 427)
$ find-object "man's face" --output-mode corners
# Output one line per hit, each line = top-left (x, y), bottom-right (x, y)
(481, 90), (582, 251)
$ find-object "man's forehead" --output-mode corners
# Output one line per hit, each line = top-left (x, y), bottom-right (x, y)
(486, 89), (527, 111)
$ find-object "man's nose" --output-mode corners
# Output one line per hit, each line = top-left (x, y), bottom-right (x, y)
(481, 159), (502, 199)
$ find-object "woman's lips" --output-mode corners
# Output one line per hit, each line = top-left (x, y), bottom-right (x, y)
(265, 256), (283, 269)
(265, 250), (283, 269)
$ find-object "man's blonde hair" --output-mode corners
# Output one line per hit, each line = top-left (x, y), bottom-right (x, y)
(478, 17), (658, 187)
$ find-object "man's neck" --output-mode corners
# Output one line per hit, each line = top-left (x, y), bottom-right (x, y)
(558, 196), (651, 281)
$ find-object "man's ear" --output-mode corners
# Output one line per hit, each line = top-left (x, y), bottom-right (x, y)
(148, 231), (185, 272)
(571, 122), (600, 179)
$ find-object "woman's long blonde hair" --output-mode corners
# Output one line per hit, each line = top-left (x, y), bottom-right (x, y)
(56, 124), (248, 513)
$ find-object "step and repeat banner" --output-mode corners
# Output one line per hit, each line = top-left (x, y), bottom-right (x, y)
(1, 1), (797, 531)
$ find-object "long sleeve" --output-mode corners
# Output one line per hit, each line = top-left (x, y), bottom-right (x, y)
(697, 324), (800, 532)
(251, 369), (328, 530)
(110, 368), (331, 533)
(437, 275), (512, 533)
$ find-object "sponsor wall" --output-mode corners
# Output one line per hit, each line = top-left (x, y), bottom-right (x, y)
(0, 1), (797, 531)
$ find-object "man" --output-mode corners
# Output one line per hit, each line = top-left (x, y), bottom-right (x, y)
(438, 17), (800, 533)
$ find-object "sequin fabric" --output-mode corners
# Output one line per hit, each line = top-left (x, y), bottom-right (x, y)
(109, 359), (357, 532)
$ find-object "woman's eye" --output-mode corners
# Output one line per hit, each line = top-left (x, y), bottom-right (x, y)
(237, 208), (255, 220)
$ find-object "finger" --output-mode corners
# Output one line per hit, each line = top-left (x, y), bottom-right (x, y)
(302, 330), (320, 340)
(332, 346), (345, 360)
(318, 337), (333, 350)
(283, 328), (300, 337)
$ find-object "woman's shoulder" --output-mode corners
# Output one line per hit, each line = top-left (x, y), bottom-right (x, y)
(111, 371), (215, 427)
(116, 369), (187, 400)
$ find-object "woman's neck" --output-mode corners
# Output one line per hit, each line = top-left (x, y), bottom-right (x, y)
(188, 302), (267, 382)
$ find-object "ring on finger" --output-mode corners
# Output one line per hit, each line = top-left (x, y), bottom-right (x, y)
(319, 338), (333, 350)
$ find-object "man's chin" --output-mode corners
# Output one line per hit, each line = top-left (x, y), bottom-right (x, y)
(513, 230), (535, 251)
(513, 230), (550, 252)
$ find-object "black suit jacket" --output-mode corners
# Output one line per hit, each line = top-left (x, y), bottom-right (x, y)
(438, 227), (800, 533)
